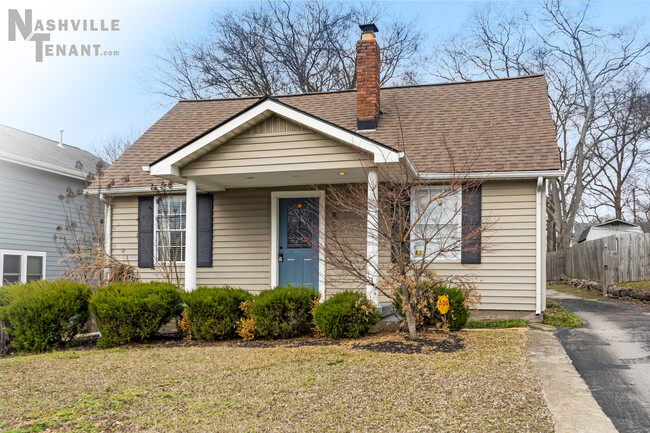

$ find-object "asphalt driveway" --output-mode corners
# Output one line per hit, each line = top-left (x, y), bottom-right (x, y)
(554, 297), (650, 433)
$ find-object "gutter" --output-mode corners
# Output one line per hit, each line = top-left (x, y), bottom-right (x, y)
(535, 176), (544, 315)
(419, 169), (563, 181)
(85, 185), (188, 196)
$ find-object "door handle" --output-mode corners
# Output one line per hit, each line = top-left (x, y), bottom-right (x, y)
(278, 253), (283, 262)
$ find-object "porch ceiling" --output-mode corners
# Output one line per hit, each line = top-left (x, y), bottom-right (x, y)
(191, 166), (369, 190)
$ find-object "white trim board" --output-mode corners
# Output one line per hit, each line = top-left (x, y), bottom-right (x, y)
(148, 98), (401, 178)
(270, 190), (326, 298)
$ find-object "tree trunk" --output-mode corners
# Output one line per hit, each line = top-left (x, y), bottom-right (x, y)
(404, 309), (418, 340)
(0, 321), (9, 356)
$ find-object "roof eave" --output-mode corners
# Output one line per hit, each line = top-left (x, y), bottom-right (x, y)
(0, 150), (87, 180)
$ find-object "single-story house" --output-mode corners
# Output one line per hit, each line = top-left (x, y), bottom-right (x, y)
(0, 125), (103, 285)
(576, 219), (644, 244)
(94, 24), (562, 314)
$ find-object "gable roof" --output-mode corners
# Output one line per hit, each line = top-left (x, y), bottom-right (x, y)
(99, 74), (561, 189)
(0, 124), (103, 180)
(149, 96), (406, 180)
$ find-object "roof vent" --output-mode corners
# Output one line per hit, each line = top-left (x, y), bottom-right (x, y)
(58, 129), (64, 148)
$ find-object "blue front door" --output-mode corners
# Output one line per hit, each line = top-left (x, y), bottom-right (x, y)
(278, 197), (319, 291)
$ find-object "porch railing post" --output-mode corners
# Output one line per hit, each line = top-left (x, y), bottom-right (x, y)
(185, 178), (197, 291)
(366, 168), (379, 304)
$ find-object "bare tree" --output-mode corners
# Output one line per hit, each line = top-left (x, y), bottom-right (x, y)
(319, 113), (487, 339)
(582, 76), (650, 220)
(94, 131), (140, 164)
(429, 1), (650, 250)
(54, 161), (140, 287)
(153, 1), (423, 99)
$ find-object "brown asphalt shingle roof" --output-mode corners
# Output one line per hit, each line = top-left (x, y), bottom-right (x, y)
(100, 74), (560, 189)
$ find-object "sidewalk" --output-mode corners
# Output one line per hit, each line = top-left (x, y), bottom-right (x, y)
(526, 330), (618, 433)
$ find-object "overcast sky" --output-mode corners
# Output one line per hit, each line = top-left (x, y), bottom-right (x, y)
(1, 1), (647, 154)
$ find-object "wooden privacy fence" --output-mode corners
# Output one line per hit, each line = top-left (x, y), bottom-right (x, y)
(547, 233), (650, 290)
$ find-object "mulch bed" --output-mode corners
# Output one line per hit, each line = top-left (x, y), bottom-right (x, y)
(4, 329), (466, 357)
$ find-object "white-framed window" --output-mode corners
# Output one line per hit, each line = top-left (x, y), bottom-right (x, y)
(0, 250), (46, 286)
(410, 186), (462, 261)
(154, 196), (187, 263)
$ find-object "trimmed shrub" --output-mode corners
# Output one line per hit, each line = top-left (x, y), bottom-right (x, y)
(90, 282), (183, 347)
(182, 286), (253, 340)
(431, 285), (469, 331)
(392, 282), (470, 331)
(250, 286), (317, 339)
(0, 280), (91, 352)
(314, 291), (381, 339)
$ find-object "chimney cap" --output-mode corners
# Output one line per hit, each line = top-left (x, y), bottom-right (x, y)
(359, 23), (379, 34)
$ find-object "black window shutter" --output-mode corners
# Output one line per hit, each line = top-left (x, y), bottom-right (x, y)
(197, 194), (213, 268)
(138, 196), (154, 268)
(391, 198), (411, 263)
(461, 185), (482, 264)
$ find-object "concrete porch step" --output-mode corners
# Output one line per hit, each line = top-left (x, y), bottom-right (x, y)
(376, 302), (395, 318)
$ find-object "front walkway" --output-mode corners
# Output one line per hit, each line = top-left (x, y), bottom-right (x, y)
(555, 297), (650, 433)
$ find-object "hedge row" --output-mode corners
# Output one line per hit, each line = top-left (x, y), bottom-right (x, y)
(0, 280), (469, 353)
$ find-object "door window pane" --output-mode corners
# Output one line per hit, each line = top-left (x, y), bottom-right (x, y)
(26, 256), (43, 282)
(3, 255), (21, 284)
(287, 203), (313, 249)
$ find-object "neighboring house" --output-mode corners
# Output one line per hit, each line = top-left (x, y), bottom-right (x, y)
(571, 222), (592, 246)
(576, 219), (644, 244)
(0, 125), (103, 285)
(94, 25), (562, 314)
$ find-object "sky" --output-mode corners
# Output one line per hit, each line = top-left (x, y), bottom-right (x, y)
(0, 0), (648, 154)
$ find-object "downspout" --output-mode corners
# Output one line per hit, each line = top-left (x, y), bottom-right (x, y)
(101, 194), (112, 284)
(535, 177), (543, 315)
(104, 199), (112, 257)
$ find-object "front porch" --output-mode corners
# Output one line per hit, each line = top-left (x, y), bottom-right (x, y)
(179, 171), (381, 304)
(143, 102), (411, 303)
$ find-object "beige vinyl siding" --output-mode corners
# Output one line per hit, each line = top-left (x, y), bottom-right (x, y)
(181, 115), (369, 177)
(111, 190), (272, 293)
(110, 180), (539, 311)
(394, 180), (538, 311)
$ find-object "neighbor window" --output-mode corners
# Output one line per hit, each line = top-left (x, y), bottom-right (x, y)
(155, 196), (187, 263)
(0, 250), (46, 285)
(410, 186), (462, 261)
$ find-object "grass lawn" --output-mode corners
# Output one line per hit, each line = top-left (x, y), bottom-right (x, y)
(0, 331), (552, 433)
(465, 319), (528, 329)
(547, 284), (602, 300)
(542, 300), (583, 327)
(619, 280), (650, 292)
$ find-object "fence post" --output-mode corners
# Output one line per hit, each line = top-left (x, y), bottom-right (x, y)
(602, 245), (609, 296)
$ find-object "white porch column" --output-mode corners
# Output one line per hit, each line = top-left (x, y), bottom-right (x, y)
(185, 179), (197, 291)
(366, 168), (379, 304)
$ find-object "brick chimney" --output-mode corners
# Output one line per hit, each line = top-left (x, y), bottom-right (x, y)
(356, 23), (380, 131)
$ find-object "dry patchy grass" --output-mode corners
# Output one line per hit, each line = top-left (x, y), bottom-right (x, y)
(0, 330), (552, 433)
(547, 284), (602, 300)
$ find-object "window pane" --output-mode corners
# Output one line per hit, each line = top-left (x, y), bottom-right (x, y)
(26, 256), (43, 281)
(3, 255), (21, 284)
(411, 187), (461, 260)
(156, 196), (187, 263)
